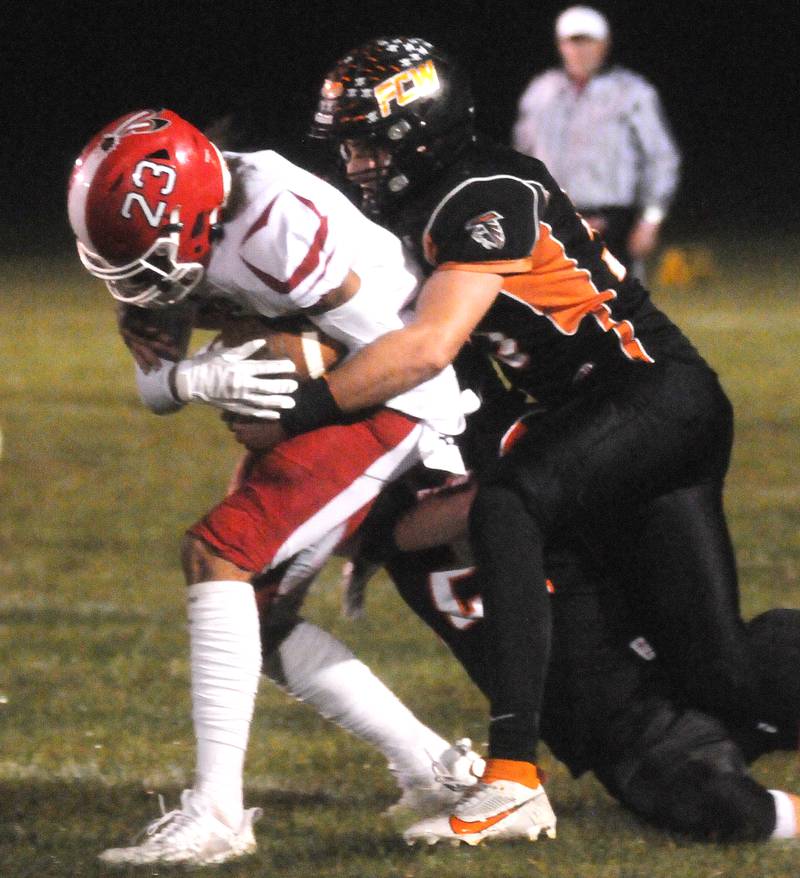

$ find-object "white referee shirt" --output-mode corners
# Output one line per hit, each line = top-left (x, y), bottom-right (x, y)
(512, 65), (680, 219)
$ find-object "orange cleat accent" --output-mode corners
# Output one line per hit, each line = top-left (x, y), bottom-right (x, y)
(481, 758), (540, 788)
(450, 804), (525, 835)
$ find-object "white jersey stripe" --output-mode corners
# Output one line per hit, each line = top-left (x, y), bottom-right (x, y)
(269, 423), (426, 569)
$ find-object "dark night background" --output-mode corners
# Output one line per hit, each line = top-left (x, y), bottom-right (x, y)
(3, 0), (796, 257)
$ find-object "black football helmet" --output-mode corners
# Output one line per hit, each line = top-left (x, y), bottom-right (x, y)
(310, 37), (475, 216)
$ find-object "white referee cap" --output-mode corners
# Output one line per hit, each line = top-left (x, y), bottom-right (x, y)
(555, 6), (610, 40)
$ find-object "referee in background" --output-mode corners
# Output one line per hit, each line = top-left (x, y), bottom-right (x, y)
(513, 6), (680, 276)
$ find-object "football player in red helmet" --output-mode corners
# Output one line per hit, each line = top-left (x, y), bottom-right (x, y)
(69, 109), (230, 308)
(68, 107), (471, 866)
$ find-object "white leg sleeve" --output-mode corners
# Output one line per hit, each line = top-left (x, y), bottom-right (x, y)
(769, 789), (799, 839)
(268, 620), (449, 787)
(189, 581), (262, 827)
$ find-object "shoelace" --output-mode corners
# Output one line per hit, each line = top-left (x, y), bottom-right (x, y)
(457, 785), (513, 812)
(431, 760), (475, 792)
(137, 795), (199, 848)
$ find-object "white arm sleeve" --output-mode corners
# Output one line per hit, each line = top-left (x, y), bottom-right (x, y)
(134, 360), (185, 415)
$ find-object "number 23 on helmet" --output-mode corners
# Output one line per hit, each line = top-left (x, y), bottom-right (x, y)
(67, 108), (230, 308)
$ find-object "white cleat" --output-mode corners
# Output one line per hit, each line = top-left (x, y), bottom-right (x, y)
(404, 774), (556, 847)
(386, 738), (484, 820)
(98, 789), (262, 866)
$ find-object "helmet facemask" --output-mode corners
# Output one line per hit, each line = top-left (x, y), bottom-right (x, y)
(338, 133), (410, 218)
(338, 114), (472, 218)
(76, 205), (222, 308)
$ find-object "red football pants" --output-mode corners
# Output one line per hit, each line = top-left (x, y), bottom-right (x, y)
(189, 409), (422, 573)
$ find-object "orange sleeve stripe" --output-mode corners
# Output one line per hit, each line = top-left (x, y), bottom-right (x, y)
(433, 223), (652, 364)
(435, 257), (534, 275)
(594, 311), (655, 363)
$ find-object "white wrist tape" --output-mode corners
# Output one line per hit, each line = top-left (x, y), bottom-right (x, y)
(134, 360), (184, 414)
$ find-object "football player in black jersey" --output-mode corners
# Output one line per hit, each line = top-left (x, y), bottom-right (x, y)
(333, 385), (799, 844)
(242, 36), (761, 846)
(349, 466), (800, 844)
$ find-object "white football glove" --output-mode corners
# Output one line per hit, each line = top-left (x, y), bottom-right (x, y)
(172, 338), (298, 419)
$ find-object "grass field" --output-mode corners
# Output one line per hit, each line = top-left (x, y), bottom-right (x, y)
(1, 240), (798, 877)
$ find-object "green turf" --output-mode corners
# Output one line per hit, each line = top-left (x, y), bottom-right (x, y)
(1, 242), (798, 877)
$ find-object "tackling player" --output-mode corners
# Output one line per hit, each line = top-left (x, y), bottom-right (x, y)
(67, 108), (469, 866)
(361, 461), (800, 844)
(243, 378), (800, 846)
(237, 37), (763, 845)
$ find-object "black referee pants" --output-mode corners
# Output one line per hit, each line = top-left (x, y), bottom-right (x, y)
(579, 205), (638, 271)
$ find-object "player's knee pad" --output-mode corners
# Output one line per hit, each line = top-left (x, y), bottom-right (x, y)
(468, 478), (550, 546)
(478, 452), (570, 534)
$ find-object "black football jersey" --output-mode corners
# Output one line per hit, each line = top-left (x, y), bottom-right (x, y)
(390, 139), (700, 404)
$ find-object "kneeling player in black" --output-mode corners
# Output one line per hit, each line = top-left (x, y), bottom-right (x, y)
(237, 36), (765, 843)
(350, 465), (800, 844)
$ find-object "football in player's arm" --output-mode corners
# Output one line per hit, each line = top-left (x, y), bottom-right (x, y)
(67, 108), (468, 867)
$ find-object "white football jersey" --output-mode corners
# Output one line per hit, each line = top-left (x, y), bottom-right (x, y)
(203, 150), (465, 438)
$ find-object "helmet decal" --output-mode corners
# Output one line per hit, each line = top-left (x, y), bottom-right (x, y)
(121, 160), (177, 228)
(99, 109), (171, 153)
(374, 59), (440, 118)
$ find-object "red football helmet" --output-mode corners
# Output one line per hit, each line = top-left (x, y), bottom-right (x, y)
(67, 109), (230, 307)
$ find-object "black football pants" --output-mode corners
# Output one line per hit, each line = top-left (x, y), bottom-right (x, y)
(467, 357), (760, 762)
(387, 541), (795, 841)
